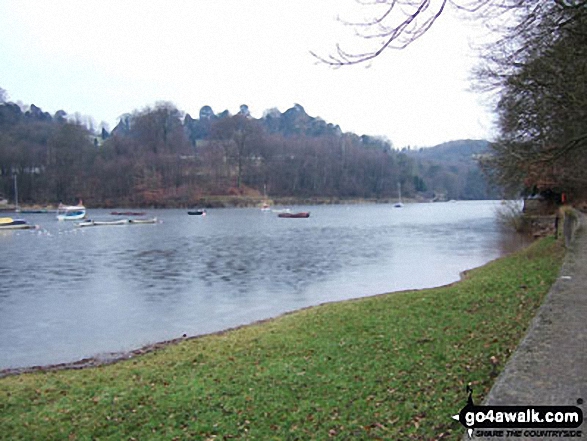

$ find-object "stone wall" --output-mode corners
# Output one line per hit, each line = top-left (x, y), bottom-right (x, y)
(563, 208), (582, 248)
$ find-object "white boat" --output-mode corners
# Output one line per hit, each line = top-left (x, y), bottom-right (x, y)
(271, 208), (292, 214)
(129, 217), (158, 224)
(75, 220), (95, 228)
(13, 175), (20, 213)
(260, 184), (271, 211)
(394, 183), (404, 208)
(56, 201), (86, 221)
(93, 219), (129, 226)
(76, 218), (158, 227)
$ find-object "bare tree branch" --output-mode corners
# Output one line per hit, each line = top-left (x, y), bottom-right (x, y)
(313, 0), (502, 66)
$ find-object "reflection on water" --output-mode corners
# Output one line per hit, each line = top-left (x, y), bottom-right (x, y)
(0, 201), (530, 369)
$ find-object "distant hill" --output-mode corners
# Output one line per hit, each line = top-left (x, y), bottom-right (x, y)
(404, 139), (490, 164)
(402, 139), (498, 201)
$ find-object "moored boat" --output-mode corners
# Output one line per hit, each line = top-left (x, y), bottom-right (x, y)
(110, 211), (146, 216)
(272, 208), (292, 214)
(0, 217), (38, 230)
(75, 219), (95, 228)
(277, 212), (310, 218)
(188, 210), (206, 216)
(57, 201), (86, 221)
(394, 182), (404, 208)
(76, 217), (158, 227)
(93, 219), (129, 226)
(129, 217), (158, 224)
(19, 209), (49, 214)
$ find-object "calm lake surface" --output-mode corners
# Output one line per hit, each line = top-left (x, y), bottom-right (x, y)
(0, 201), (528, 369)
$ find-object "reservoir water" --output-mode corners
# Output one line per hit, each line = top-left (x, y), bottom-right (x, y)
(0, 201), (528, 369)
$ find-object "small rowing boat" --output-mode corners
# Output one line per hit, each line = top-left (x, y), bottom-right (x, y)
(76, 218), (158, 227)
(75, 220), (95, 228)
(129, 217), (158, 224)
(277, 212), (310, 218)
(93, 219), (129, 226)
(110, 211), (146, 216)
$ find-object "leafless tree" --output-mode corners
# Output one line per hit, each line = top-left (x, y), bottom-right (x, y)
(210, 115), (263, 190)
(312, 0), (515, 66)
(313, 0), (587, 66)
(477, 1), (587, 198)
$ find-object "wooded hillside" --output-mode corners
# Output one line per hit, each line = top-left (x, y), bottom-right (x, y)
(0, 98), (496, 207)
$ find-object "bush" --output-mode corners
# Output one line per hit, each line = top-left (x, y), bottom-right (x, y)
(495, 199), (525, 231)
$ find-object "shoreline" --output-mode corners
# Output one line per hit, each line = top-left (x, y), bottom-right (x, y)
(0, 236), (564, 439)
(0, 277), (469, 379)
(2, 195), (472, 212)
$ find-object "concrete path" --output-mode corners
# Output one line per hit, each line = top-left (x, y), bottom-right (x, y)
(471, 215), (586, 440)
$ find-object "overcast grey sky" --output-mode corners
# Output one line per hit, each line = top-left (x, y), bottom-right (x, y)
(0, 0), (495, 148)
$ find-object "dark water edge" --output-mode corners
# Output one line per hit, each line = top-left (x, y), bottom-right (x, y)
(0, 262), (507, 379)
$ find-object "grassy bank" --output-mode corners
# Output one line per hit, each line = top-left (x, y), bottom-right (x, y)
(0, 238), (564, 440)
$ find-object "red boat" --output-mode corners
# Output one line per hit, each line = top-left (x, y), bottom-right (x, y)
(277, 212), (310, 218)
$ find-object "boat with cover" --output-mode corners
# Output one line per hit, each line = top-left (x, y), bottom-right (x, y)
(277, 212), (310, 218)
(110, 211), (146, 216)
(188, 210), (206, 216)
(57, 201), (86, 221)
(0, 217), (37, 230)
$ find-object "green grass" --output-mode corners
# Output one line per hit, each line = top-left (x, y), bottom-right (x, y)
(0, 237), (565, 440)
